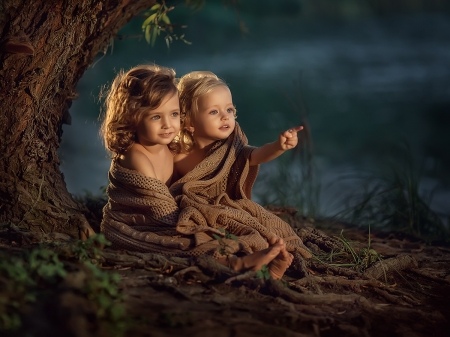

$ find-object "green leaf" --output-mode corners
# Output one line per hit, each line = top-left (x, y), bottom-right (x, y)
(150, 3), (161, 11)
(142, 13), (157, 30)
(255, 264), (271, 280)
(151, 26), (158, 47)
(145, 25), (152, 44)
(161, 14), (171, 25)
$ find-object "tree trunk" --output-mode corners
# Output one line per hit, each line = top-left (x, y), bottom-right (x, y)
(0, 0), (156, 237)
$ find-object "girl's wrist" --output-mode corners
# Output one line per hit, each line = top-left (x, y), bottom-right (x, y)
(273, 141), (286, 152)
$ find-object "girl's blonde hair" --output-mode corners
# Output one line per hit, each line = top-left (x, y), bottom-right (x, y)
(100, 64), (177, 158)
(177, 71), (232, 153)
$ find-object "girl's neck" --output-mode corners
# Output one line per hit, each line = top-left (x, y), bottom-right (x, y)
(139, 143), (166, 155)
(193, 138), (215, 153)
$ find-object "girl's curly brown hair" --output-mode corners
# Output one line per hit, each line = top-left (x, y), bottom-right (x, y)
(100, 64), (177, 158)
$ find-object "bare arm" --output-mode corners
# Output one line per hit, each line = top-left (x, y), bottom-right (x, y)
(249, 125), (303, 166)
(173, 150), (204, 179)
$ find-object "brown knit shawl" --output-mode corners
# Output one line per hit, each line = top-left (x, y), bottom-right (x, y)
(101, 123), (310, 258)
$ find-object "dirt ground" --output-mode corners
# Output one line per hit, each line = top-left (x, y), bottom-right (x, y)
(2, 212), (449, 337)
(114, 216), (450, 337)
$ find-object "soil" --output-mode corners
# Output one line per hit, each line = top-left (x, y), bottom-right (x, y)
(118, 223), (450, 337)
(1, 210), (449, 337)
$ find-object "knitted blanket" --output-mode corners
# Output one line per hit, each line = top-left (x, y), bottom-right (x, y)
(101, 124), (311, 258)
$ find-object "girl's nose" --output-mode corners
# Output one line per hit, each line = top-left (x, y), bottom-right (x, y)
(161, 117), (171, 128)
(220, 111), (229, 120)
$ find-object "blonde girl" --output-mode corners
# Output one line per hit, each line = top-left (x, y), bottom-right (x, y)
(174, 71), (302, 179)
(171, 71), (309, 277)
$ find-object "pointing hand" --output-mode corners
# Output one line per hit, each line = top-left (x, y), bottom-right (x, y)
(278, 125), (303, 151)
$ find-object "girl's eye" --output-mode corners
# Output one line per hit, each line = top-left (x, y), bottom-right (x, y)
(227, 108), (235, 114)
(171, 112), (180, 117)
(150, 115), (160, 120)
(209, 110), (218, 115)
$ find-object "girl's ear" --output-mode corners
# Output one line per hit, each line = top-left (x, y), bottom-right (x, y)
(185, 126), (194, 133)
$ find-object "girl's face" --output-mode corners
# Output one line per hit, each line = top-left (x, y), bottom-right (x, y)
(136, 92), (180, 147)
(190, 85), (236, 148)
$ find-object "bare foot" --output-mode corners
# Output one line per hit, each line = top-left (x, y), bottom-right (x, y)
(225, 240), (286, 272)
(265, 237), (293, 279)
(268, 245), (294, 280)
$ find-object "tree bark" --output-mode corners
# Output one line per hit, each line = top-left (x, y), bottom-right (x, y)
(0, 0), (156, 237)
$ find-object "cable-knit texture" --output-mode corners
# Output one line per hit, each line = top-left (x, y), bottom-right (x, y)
(101, 123), (311, 258)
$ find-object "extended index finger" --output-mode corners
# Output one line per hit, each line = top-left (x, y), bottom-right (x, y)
(287, 125), (304, 133)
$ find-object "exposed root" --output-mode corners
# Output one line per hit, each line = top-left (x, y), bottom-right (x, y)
(288, 251), (310, 278)
(194, 255), (239, 280)
(363, 254), (418, 280)
(293, 275), (383, 289)
(296, 227), (343, 253)
(409, 268), (450, 284)
(381, 287), (421, 306)
(308, 259), (362, 278)
(264, 278), (368, 307)
(173, 266), (213, 283)
(372, 288), (413, 306)
(225, 271), (258, 284)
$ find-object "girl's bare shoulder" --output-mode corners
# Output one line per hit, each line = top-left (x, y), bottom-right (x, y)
(119, 144), (156, 177)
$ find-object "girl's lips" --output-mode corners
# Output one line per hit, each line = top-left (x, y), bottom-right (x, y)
(159, 132), (173, 138)
(219, 125), (230, 130)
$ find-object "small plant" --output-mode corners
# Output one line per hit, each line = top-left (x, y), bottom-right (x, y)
(255, 264), (271, 281)
(0, 236), (125, 336)
(313, 227), (384, 275)
(334, 228), (383, 273)
(82, 262), (126, 336)
(212, 228), (238, 257)
(71, 233), (111, 262)
(0, 248), (67, 331)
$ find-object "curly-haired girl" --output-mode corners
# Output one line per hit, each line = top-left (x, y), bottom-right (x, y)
(101, 64), (180, 185)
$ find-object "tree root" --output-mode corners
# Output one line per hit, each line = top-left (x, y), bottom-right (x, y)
(382, 287), (421, 306)
(308, 259), (361, 278)
(194, 255), (239, 280)
(363, 254), (418, 280)
(409, 268), (450, 284)
(293, 275), (383, 290)
(288, 252), (310, 279)
(225, 271), (258, 284)
(296, 227), (343, 253)
(173, 266), (214, 283)
(372, 288), (413, 306)
(119, 272), (178, 289)
(97, 250), (191, 272)
(263, 278), (368, 307)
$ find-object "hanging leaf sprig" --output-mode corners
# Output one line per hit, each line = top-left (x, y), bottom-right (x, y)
(142, 1), (191, 48)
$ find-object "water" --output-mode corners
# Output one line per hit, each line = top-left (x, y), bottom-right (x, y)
(59, 13), (450, 217)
